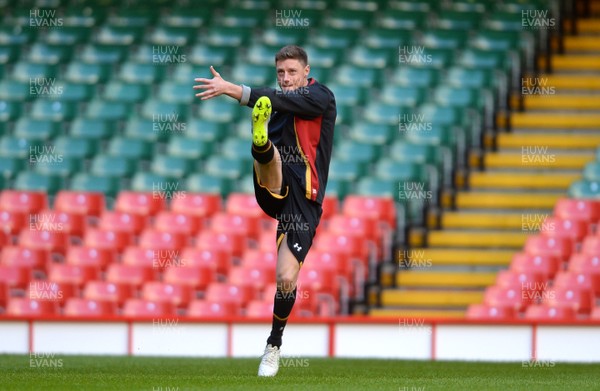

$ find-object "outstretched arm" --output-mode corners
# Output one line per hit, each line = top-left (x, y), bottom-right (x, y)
(193, 66), (243, 102)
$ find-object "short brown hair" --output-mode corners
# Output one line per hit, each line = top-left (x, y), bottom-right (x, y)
(275, 45), (308, 66)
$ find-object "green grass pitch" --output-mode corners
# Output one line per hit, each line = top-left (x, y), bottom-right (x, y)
(2, 354), (599, 390)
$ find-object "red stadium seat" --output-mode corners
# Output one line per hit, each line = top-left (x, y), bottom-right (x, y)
(170, 193), (221, 218)
(98, 211), (146, 235)
(240, 249), (277, 275)
(297, 263), (338, 296)
(164, 265), (215, 291)
(342, 195), (396, 229)
(18, 229), (69, 254)
(540, 216), (589, 244)
(83, 281), (135, 306)
(115, 191), (165, 217)
(122, 299), (175, 317)
(581, 236), (600, 256)
(0, 190), (48, 214)
(257, 229), (278, 253)
(314, 231), (368, 263)
(66, 246), (115, 271)
(210, 212), (257, 240)
(6, 298), (57, 316)
(524, 305), (577, 321)
(568, 253), (600, 293)
(1, 246), (48, 271)
(228, 266), (275, 290)
(225, 193), (267, 232)
(141, 281), (194, 307)
(483, 286), (529, 312)
(122, 246), (171, 271)
(138, 229), (188, 251)
(33, 209), (86, 237)
(524, 234), (573, 262)
(27, 280), (76, 304)
(64, 298), (116, 317)
(180, 247), (228, 276)
(0, 230), (8, 247)
(553, 198), (600, 223)
(246, 300), (273, 318)
(205, 282), (256, 306)
(304, 250), (352, 280)
(54, 191), (105, 217)
(546, 286), (593, 314)
(187, 300), (240, 317)
(196, 230), (245, 259)
(495, 270), (547, 292)
(0, 265), (31, 289)
(0, 209), (27, 235)
(83, 228), (132, 252)
(509, 252), (560, 280)
(465, 304), (517, 320)
(47, 263), (99, 287)
(225, 193), (264, 217)
(553, 271), (597, 298)
(106, 264), (154, 289)
(154, 211), (203, 236)
(327, 214), (379, 242)
(327, 214), (380, 259)
(321, 195), (339, 220)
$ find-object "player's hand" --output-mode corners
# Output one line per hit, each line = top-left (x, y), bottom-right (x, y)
(193, 66), (229, 100)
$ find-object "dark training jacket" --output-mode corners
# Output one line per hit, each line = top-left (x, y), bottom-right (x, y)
(240, 78), (336, 205)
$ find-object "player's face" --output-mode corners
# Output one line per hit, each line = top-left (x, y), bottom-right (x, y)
(276, 59), (309, 92)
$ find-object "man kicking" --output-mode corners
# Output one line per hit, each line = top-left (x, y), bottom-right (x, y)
(194, 45), (336, 376)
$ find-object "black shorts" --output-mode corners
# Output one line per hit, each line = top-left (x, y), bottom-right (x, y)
(253, 164), (322, 264)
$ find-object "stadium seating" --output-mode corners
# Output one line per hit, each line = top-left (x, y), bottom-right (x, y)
(0, 0), (586, 323)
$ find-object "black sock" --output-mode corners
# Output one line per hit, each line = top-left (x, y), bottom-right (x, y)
(252, 141), (274, 164)
(266, 288), (297, 348)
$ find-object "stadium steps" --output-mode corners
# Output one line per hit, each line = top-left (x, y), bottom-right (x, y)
(480, 152), (594, 169)
(468, 172), (580, 189)
(442, 212), (538, 230)
(368, 308), (465, 318)
(368, 309), (466, 318)
(381, 290), (484, 307)
(396, 272), (497, 288)
(399, 248), (513, 267)
(383, 12), (600, 320)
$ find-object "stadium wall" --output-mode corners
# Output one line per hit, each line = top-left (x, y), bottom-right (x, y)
(1, 317), (600, 363)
